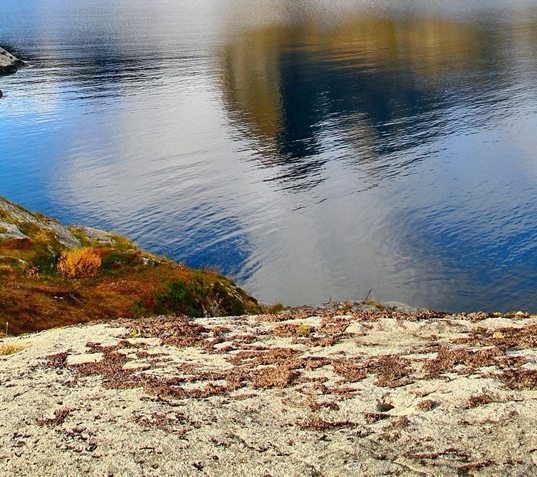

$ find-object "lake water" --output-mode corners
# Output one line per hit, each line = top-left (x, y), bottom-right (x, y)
(2, 0), (537, 312)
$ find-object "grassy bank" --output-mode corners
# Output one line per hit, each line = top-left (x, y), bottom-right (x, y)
(0, 197), (260, 335)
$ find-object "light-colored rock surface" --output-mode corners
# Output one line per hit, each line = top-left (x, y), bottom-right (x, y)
(2, 308), (537, 476)
(0, 47), (24, 74)
(69, 226), (115, 244)
(0, 197), (81, 248)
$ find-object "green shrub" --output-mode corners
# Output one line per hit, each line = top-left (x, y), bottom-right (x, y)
(139, 275), (253, 318)
(262, 302), (286, 314)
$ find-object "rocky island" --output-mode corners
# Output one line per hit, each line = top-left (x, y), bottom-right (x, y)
(2, 198), (537, 475)
(0, 46), (25, 75)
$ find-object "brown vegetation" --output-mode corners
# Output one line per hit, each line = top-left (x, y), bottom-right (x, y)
(0, 197), (260, 335)
(37, 408), (71, 427)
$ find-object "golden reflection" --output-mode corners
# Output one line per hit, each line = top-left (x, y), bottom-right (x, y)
(219, 12), (537, 158)
(220, 26), (283, 151)
(325, 18), (481, 73)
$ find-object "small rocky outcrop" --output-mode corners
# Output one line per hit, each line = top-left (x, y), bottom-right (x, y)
(69, 225), (115, 244)
(0, 46), (25, 75)
(0, 197), (81, 248)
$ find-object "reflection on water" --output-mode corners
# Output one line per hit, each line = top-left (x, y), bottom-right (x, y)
(218, 4), (537, 310)
(2, 0), (537, 311)
(221, 14), (525, 183)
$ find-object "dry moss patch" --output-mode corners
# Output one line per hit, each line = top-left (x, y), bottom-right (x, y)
(0, 342), (27, 355)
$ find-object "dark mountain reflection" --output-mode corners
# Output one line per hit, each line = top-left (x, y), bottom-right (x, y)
(219, 16), (520, 191)
(218, 10), (537, 311)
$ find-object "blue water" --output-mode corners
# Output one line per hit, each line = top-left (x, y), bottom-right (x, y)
(2, 0), (537, 311)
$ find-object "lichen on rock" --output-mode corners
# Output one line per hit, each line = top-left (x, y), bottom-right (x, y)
(0, 197), (81, 248)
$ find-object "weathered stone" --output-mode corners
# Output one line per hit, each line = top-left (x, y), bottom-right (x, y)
(0, 221), (29, 241)
(0, 46), (25, 75)
(0, 197), (81, 248)
(70, 225), (115, 244)
(383, 301), (426, 313)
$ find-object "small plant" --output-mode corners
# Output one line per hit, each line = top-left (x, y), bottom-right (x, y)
(57, 247), (101, 278)
(416, 399), (437, 411)
(295, 324), (312, 336)
(25, 265), (39, 279)
(466, 392), (494, 409)
(263, 302), (286, 314)
(366, 300), (385, 311)
(0, 342), (27, 355)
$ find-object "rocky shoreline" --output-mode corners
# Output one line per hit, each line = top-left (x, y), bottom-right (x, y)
(3, 305), (537, 476)
(0, 46), (24, 75)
